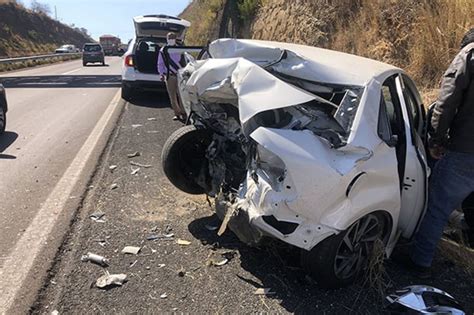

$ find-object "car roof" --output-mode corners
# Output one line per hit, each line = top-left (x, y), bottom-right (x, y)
(133, 15), (191, 27)
(212, 39), (400, 86)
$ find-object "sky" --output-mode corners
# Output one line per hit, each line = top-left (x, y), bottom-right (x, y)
(22, 0), (191, 42)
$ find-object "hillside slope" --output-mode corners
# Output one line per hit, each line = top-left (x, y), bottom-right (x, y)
(181, 0), (473, 91)
(0, 1), (93, 57)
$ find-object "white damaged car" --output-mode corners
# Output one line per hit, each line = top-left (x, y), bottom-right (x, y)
(161, 39), (429, 288)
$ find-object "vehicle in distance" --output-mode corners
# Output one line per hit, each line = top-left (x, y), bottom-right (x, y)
(82, 43), (105, 66)
(121, 14), (191, 101)
(0, 83), (8, 135)
(100, 35), (122, 56)
(162, 39), (433, 288)
(55, 44), (79, 53)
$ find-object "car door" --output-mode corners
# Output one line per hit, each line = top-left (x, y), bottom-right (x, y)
(395, 74), (428, 238)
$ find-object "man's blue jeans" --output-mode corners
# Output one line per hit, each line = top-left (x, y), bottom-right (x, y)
(411, 150), (474, 267)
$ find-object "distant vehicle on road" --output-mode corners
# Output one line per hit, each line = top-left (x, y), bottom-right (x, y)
(82, 43), (105, 66)
(99, 35), (122, 56)
(55, 44), (79, 54)
(0, 84), (8, 135)
(121, 14), (191, 101)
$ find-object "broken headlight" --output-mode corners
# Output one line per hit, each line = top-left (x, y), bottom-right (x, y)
(254, 145), (286, 190)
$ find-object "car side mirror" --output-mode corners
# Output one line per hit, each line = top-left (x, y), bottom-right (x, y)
(387, 135), (399, 147)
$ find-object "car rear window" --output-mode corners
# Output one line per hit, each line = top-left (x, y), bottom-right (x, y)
(84, 45), (102, 52)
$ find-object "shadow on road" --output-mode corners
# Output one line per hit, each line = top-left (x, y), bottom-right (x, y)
(0, 75), (121, 89)
(188, 214), (474, 313)
(0, 131), (18, 158)
(127, 90), (171, 109)
(83, 64), (110, 67)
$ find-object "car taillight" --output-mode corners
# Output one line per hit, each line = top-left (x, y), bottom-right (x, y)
(124, 55), (134, 67)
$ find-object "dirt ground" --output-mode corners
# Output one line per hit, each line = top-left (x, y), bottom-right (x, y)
(33, 92), (474, 314)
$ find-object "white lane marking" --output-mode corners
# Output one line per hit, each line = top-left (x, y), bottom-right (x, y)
(61, 68), (82, 75)
(0, 90), (124, 312)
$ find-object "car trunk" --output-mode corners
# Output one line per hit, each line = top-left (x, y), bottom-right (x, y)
(134, 17), (189, 40)
(135, 39), (165, 74)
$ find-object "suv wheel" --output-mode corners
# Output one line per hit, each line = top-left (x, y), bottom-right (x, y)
(83, 61), (87, 66)
(161, 125), (213, 195)
(121, 82), (134, 101)
(0, 105), (6, 134)
(301, 212), (389, 288)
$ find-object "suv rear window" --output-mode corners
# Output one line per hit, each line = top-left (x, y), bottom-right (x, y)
(84, 45), (102, 52)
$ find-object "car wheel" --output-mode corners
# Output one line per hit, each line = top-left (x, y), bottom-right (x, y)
(83, 62), (87, 66)
(121, 83), (134, 101)
(301, 212), (389, 288)
(161, 125), (213, 195)
(0, 106), (5, 134)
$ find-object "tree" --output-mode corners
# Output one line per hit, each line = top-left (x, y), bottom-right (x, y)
(30, 0), (51, 16)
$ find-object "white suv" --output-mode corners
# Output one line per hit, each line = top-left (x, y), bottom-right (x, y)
(121, 14), (191, 101)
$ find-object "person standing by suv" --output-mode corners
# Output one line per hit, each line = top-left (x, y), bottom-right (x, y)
(406, 28), (474, 276)
(157, 32), (186, 121)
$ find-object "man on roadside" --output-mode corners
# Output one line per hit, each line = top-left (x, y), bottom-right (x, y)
(403, 28), (474, 278)
(157, 32), (186, 121)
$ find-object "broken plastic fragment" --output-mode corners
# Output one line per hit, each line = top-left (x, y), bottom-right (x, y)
(129, 161), (152, 168)
(147, 233), (174, 241)
(176, 239), (191, 246)
(127, 151), (141, 158)
(96, 272), (127, 289)
(89, 212), (105, 222)
(131, 167), (140, 175)
(147, 117), (157, 121)
(211, 258), (229, 267)
(160, 293), (168, 299)
(81, 252), (109, 267)
(131, 124), (143, 128)
(254, 288), (275, 296)
(121, 246), (141, 255)
(110, 183), (118, 190)
(109, 165), (118, 171)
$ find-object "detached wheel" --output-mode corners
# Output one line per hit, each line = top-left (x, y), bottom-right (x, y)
(161, 125), (213, 195)
(121, 82), (134, 101)
(301, 212), (388, 288)
(0, 106), (5, 134)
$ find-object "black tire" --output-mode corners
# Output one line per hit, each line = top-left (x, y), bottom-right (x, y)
(82, 61), (87, 66)
(301, 212), (388, 288)
(121, 83), (133, 101)
(0, 106), (6, 135)
(161, 125), (213, 195)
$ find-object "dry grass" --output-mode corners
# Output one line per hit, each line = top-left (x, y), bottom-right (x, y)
(180, 0), (225, 45)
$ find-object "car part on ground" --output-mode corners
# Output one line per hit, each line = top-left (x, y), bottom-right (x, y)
(162, 38), (430, 288)
(385, 285), (465, 315)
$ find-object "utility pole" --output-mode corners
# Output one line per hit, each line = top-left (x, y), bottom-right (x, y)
(54, 6), (57, 20)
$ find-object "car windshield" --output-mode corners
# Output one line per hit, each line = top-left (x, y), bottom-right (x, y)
(84, 45), (101, 52)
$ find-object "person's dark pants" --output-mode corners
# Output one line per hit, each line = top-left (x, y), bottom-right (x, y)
(411, 151), (474, 267)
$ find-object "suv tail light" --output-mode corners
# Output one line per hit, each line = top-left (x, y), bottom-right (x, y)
(124, 55), (134, 67)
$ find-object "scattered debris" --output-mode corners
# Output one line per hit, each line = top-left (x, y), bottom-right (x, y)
(89, 212), (105, 223)
(147, 131), (159, 134)
(110, 183), (118, 190)
(131, 124), (143, 128)
(158, 264), (166, 268)
(96, 272), (127, 289)
(211, 258), (229, 267)
(51, 310), (59, 315)
(121, 246), (141, 255)
(81, 253), (109, 267)
(176, 239), (191, 246)
(127, 151), (141, 158)
(129, 260), (138, 268)
(160, 293), (168, 299)
(147, 117), (157, 121)
(129, 161), (152, 168)
(205, 224), (219, 231)
(254, 288), (275, 296)
(131, 167), (140, 175)
(147, 233), (175, 241)
(109, 165), (118, 171)
(177, 267), (186, 277)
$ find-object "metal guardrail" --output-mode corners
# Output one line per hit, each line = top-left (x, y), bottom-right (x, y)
(0, 52), (82, 65)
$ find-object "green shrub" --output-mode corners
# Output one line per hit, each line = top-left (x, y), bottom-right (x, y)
(238, 0), (260, 21)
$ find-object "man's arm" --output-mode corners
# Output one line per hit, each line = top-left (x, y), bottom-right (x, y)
(430, 49), (472, 146)
(157, 49), (167, 76)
